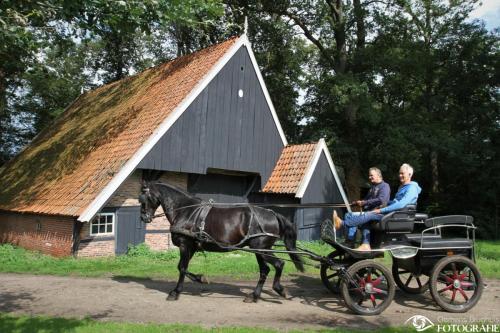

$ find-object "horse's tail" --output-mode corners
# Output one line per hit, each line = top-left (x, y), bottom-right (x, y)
(276, 213), (304, 272)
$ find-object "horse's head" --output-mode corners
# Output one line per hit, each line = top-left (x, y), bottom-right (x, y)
(139, 180), (197, 224)
(139, 181), (162, 224)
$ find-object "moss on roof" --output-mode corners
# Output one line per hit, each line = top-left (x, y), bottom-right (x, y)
(0, 37), (238, 217)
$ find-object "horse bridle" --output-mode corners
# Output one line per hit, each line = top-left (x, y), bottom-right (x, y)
(139, 186), (169, 222)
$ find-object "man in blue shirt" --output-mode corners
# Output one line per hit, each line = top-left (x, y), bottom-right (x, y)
(345, 167), (390, 246)
(334, 163), (422, 251)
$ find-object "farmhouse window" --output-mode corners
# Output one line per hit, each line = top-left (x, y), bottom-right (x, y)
(90, 213), (114, 236)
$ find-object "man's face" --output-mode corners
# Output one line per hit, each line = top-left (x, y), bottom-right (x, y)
(399, 168), (412, 184)
(368, 170), (382, 184)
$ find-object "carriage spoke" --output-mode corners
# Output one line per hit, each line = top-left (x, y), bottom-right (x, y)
(438, 284), (453, 293)
(439, 273), (454, 284)
(460, 281), (473, 288)
(416, 277), (422, 288)
(366, 267), (373, 283)
(370, 294), (377, 307)
(372, 276), (382, 287)
(457, 288), (469, 301)
(404, 274), (413, 287)
(373, 287), (387, 295)
(354, 273), (366, 287)
(450, 289), (457, 303)
(451, 263), (458, 279)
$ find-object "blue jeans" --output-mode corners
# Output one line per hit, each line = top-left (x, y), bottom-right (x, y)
(344, 212), (384, 244)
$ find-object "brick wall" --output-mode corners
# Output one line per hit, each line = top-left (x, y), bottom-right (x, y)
(76, 170), (187, 256)
(144, 172), (186, 250)
(158, 171), (188, 189)
(107, 170), (143, 207)
(77, 221), (115, 257)
(145, 172), (186, 250)
(0, 211), (74, 257)
(75, 170), (145, 258)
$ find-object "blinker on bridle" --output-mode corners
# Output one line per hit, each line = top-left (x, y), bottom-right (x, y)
(139, 185), (171, 221)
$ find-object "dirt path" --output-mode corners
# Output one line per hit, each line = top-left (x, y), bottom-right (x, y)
(0, 273), (499, 330)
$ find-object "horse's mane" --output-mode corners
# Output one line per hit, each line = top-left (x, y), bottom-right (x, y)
(150, 181), (201, 202)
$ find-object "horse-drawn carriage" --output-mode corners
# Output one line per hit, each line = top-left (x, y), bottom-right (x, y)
(139, 181), (483, 316)
(318, 206), (483, 315)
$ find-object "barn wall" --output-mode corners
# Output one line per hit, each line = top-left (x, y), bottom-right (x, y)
(0, 211), (74, 257)
(139, 46), (284, 187)
(143, 171), (186, 251)
(78, 221), (115, 257)
(248, 192), (299, 226)
(187, 173), (258, 203)
(77, 170), (185, 257)
(296, 152), (346, 241)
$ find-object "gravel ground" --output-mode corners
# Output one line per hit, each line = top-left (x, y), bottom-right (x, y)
(0, 273), (499, 331)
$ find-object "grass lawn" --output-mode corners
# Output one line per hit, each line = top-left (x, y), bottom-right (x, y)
(0, 313), (437, 333)
(0, 240), (499, 280)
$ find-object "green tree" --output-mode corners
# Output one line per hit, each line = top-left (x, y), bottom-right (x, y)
(0, 0), (225, 164)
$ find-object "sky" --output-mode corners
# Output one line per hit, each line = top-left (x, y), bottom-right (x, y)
(469, 0), (500, 31)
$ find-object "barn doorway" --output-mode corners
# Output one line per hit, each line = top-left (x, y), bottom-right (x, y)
(115, 206), (145, 254)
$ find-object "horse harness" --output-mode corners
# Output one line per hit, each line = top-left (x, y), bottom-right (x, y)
(169, 203), (280, 247)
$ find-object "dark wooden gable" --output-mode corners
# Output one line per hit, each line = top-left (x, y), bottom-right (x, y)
(296, 151), (345, 240)
(138, 45), (284, 185)
(301, 151), (344, 204)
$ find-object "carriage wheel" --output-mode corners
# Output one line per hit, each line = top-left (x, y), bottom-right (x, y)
(429, 255), (483, 313)
(320, 251), (345, 294)
(340, 260), (395, 315)
(392, 260), (429, 294)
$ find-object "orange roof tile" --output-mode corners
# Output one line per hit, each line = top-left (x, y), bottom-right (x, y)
(0, 37), (239, 217)
(262, 142), (319, 194)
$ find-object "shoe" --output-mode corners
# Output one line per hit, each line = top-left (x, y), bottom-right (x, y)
(356, 243), (372, 251)
(333, 210), (343, 230)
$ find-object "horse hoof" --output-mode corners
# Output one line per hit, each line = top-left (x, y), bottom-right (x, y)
(274, 287), (289, 299)
(200, 276), (209, 284)
(243, 294), (258, 303)
(167, 292), (179, 301)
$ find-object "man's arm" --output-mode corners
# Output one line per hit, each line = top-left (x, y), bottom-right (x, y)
(380, 184), (419, 214)
(363, 183), (391, 208)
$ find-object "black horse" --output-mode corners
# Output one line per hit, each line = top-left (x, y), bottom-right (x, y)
(139, 181), (304, 302)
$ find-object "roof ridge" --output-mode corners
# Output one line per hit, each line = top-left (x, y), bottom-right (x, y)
(83, 35), (241, 98)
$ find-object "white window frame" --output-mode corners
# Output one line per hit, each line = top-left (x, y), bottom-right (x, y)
(90, 212), (115, 236)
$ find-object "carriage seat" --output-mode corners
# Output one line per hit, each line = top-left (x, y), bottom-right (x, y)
(424, 215), (474, 228)
(370, 205), (416, 233)
(409, 237), (473, 248)
(415, 213), (429, 221)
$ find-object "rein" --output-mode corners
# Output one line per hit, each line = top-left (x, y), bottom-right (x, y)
(150, 202), (351, 219)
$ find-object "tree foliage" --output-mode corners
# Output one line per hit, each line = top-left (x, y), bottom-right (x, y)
(0, 0), (498, 237)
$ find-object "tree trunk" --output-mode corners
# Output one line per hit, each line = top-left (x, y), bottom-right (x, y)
(430, 150), (439, 194)
(344, 103), (362, 201)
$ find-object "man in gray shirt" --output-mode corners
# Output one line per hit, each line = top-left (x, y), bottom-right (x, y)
(345, 167), (390, 247)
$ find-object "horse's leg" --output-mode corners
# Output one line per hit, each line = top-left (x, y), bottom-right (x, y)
(244, 253), (270, 303)
(186, 271), (209, 284)
(184, 250), (208, 284)
(263, 253), (288, 298)
(167, 239), (193, 301)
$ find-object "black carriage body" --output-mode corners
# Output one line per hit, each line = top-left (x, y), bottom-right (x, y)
(318, 208), (482, 315)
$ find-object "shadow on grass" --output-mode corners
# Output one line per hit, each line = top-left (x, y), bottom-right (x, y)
(111, 274), (395, 330)
(112, 276), (251, 300)
(0, 292), (36, 312)
(392, 289), (439, 311)
(0, 313), (87, 333)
